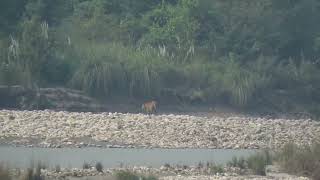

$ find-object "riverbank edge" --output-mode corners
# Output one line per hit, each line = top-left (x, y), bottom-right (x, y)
(0, 138), (262, 150)
(2, 165), (309, 180)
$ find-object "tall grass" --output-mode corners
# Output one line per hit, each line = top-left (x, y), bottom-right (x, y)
(115, 170), (158, 180)
(128, 65), (161, 98)
(276, 142), (320, 179)
(247, 150), (272, 176)
(0, 163), (45, 180)
(0, 36), (33, 87)
(227, 157), (246, 169)
(71, 59), (127, 97)
(2, 22), (320, 117)
(70, 43), (165, 98)
(68, 43), (320, 117)
(220, 54), (273, 107)
(0, 165), (11, 180)
(227, 150), (272, 176)
(0, 61), (33, 88)
(95, 162), (103, 172)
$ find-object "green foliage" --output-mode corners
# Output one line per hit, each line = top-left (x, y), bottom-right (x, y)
(0, 61), (33, 87)
(141, 1), (199, 62)
(115, 170), (158, 180)
(19, 18), (52, 82)
(247, 150), (272, 176)
(276, 142), (320, 179)
(82, 162), (90, 169)
(227, 157), (246, 169)
(54, 165), (61, 173)
(222, 58), (256, 107)
(0, 35), (33, 87)
(21, 162), (45, 180)
(207, 163), (224, 174)
(0, 166), (11, 180)
(0, 0), (27, 34)
(1, 0), (320, 116)
(227, 150), (272, 176)
(69, 43), (164, 98)
(95, 162), (103, 172)
(70, 56), (126, 97)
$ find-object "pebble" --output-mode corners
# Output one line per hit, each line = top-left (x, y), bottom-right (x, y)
(0, 110), (319, 149)
(21, 165), (308, 180)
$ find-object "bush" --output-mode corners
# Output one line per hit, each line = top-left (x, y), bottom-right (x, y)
(70, 43), (166, 98)
(115, 170), (158, 180)
(54, 165), (61, 173)
(71, 59), (127, 97)
(0, 162), (47, 180)
(22, 167), (44, 180)
(207, 163), (224, 174)
(95, 162), (103, 172)
(227, 157), (246, 169)
(227, 150), (272, 176)
(247, 150), (272, 176)
(0, 166), (11, 180)
(115, 171), (139, 180)
(220, 54), (273, 108)
(276, 142), (320, 179)
(0, 61), (33, 88)
(82, 162), (90, 169)
(21, 161), (46, 180)
(40, 57), (72, 85)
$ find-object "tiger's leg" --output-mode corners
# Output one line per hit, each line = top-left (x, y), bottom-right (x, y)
(152, 106), (157, 114)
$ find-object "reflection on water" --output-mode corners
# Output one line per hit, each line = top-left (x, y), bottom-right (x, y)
(0, 146), (256, 168)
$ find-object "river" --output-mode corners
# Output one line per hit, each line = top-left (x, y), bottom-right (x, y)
(0, 146), (256, 168)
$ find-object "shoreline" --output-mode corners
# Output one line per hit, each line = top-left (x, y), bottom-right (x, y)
(3, 164), (309, 180)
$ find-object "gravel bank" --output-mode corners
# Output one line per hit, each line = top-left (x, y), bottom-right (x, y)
(0, 110), (319, 149)
(7, 165), (309, 180)
(161, 175), (308, 180)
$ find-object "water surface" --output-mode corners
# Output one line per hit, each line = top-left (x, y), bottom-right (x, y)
(0, 146), (256, 168)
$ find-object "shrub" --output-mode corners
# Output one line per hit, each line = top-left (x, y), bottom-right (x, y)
(227, 150), (272, 176)
(70, 59), (127, 97)
(207, 163), (224, 174)
(54, 165), (61, 173)
(70, 43), (165, 98)
(40, 57), (72, 85)
(127, 63), (161, 98)
(163, 163), (171, 168)
(276, 142), (320, 178)
(0, 61), (33, 88)
(83, 162), (90, 169)
(0, 165), (11, 180)
(227, 157), (246, 169)
(22, 163), (45, 180)
(95, 162), (103, 172)
(0, 163), (48, 180)
(221, 55), (263, 107)
(115, 170), (158, 180)
(247, 150), (272, 176)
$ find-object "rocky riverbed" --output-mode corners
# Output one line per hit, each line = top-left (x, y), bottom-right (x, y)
(0, 110), (319, 149)
(5, 165), (309, 180)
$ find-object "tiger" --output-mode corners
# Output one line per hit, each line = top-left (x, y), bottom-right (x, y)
(141, 100), (157, 114)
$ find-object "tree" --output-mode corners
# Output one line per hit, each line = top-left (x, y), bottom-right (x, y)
(0, 0), (27, 35)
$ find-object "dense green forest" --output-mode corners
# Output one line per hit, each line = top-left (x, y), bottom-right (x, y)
(1, 0), (320, 116)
